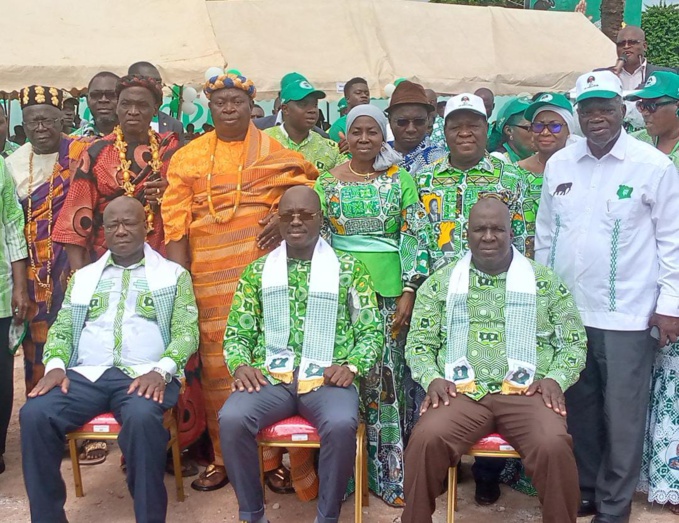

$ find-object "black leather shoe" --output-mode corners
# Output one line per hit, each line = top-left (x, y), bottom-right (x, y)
(474, 480), (501, 505)
(578, 499), (597, 517)
(591, 513), (630, 523)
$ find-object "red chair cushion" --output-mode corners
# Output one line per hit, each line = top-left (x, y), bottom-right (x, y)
(72, 413), (121, 435)
(470, 433), (516, 452)
(257, 415), (320, 443)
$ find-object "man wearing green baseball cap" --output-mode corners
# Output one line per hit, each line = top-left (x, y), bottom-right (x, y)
(266, 79), (346, 172)
(537, 69), (679, 522)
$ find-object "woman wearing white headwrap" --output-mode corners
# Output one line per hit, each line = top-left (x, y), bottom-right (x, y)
(313, 104), (435, 506)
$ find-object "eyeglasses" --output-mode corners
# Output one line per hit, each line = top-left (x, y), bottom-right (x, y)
(23, 118), (62, 131)
(616, 39), (642, 48)
(510, 124), (532, 132)
(88, 90), (117, 101)
(103, 221), (143, 233)
(393, 117), (428, 128)
(636, 99), (676, 114)
(530, 122), (564, 134)
(278, 211), (321, 223)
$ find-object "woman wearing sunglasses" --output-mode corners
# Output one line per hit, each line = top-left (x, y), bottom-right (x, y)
(490, 97), (535, 164)
(314, 104), (434, 506)
(625, 70), (679, 515)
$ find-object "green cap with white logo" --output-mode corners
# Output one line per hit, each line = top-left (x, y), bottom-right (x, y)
(625, 71), (679, 101)
(525, 93), (573, 122)
(280, 78), (326, 104)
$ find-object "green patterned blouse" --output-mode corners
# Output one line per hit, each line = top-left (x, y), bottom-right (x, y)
(223, 253), (384, 382)
(415, 154), (530, 267)
(405, 258), (587, 400)
(265, 125), (348, 172)
(314, 166), (435, 297)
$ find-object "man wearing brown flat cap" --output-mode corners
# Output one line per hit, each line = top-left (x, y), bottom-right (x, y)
(387, 81), (446, 176)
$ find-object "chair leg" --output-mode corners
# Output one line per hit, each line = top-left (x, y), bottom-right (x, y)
(68, 437), (84, 498)
(169, 416), (185, 502)
(355, 430), (362, 523)
(258, 444), (266, 504)
(361, 432), (369, 508)
(447, 466), (457, 523)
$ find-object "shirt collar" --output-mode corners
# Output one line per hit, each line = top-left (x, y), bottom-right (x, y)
(621, 58), (647, 76)
(576, 129), (628, 162)
(442, 153), (495, 173)
(106, 255), (146, 270)
(280, 124), (312, 147)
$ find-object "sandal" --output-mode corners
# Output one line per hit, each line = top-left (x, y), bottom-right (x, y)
(78, 440), (107, 466)
(190, 463), (230, 492)
(265, 465), (294, 494)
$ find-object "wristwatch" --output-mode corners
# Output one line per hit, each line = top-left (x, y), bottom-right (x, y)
(152, 367), (172, 385)
(344, 363), (358, 376)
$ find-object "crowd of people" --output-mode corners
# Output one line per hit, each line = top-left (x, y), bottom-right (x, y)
(1, 25), (679, 523)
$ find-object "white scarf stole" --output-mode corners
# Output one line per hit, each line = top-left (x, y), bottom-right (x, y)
(70, 243), (177, 305)
(262, 238), (340, 394)
(445, 246), (538, 395)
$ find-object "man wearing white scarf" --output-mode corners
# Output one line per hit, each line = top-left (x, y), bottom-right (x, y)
(20, 197), (199, 523)
(403, 197), (587, 523)
(219, 186), (383, 523)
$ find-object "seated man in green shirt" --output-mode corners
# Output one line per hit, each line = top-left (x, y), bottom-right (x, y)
(219, 186), (383, 523)
(402, 196), (587, 523)
(265, 77), (347, 172)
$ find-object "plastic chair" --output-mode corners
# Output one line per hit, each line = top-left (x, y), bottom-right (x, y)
(65, 407), (184, 502)
(256, 415), (369, 523)
(447, 433), (521, 523)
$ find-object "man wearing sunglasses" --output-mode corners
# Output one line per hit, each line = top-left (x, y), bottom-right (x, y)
(219, 185), (382, 523)
(387, 81), (446, 175)
(536, 70), (679, 523)
(71, 71), (120, 138)
(614, 26), (677, 91)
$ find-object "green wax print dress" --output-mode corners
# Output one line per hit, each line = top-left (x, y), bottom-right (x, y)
(314, 165), (434, 506)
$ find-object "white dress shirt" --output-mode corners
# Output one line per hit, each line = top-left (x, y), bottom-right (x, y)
(619, 59), (646, 91)
(535, 130), (679, 331)
(45, 260), (176, 381)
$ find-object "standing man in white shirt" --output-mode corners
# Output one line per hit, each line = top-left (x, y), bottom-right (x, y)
(20, 196), (199, 523)
(535, 70), (679, 523)
(614, 26), (677, 91)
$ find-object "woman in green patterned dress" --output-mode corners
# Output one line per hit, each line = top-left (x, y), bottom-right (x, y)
(314, 104), (434, 506)
(627, 71), (679, 514)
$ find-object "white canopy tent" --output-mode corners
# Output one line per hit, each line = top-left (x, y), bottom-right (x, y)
(0, 0), (225, 96)
(207, 0), (617, 99)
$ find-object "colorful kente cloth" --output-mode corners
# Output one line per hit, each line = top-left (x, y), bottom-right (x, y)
(53, 131), (179, 259)
(391, 136), (447, 177)
(5, 137), (76, 391)
(314, 166), (434, 506)
(415, 154), (528, 269)
(265, 125), (347, 172)
(636, 133), (679, 506)
(224, 252), (383, 383)
(405, 258), (587, 399)
(0, 158), (27, 318)
(43, 245), (199, 380)
(162, 125), (317, 467)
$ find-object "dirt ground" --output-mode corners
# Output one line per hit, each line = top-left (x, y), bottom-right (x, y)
(1, 354), (677, 523)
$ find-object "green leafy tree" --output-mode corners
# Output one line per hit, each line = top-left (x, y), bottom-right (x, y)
(642, 2), (679, 68)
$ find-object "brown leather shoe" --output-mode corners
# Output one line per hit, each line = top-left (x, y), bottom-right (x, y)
(190, 464), (229, 492)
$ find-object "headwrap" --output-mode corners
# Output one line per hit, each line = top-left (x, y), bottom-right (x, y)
(532, 106), (581, 145)
(115, 74), (163, 106)
(20, 85), (63, 110)
(346, 104), (403, 172)
(204, 73), (257, 100)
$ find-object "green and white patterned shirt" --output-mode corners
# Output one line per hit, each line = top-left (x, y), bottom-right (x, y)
(0, 158), (28, 318)
(223, 253), (384, 383)
(43, 257), (199, 380)
(415, 154), (529, 267)
(265, 125), (347, 172)
(406, 258), (587, 400)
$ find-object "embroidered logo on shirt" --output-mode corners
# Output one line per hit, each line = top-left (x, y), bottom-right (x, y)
(617, 185), (633, 199)
(553, 182), (572, 196)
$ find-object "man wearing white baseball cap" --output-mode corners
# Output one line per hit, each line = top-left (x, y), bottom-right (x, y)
(414, 93), (528, 272)
(536, 70), (679, 523)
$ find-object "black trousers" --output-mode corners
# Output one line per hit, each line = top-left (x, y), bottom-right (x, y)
(0, 317), (13, 455)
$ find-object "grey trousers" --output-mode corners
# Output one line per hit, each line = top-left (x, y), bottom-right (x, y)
(20, 368), (179, 523)
(565, 327), (655, 518)
(219, 382), (359, 523)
